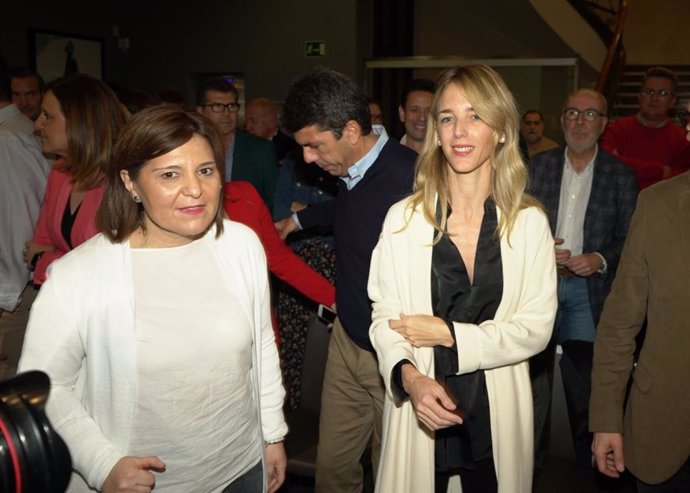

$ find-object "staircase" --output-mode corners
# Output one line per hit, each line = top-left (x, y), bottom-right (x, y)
(610, 64), (690, 122)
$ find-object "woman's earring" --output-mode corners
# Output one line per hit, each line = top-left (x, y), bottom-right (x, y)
(132, 195), (142, 203)
(436, 139), (441, 146)
(499, 134), (506, 144)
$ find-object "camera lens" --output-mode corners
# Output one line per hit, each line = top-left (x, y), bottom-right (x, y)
(0, 371), (71, 493)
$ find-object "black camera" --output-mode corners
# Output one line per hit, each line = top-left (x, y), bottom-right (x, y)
(0, 371), (71, 492)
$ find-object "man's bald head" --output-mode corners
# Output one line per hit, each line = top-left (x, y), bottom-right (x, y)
(245, 97), (279, 139)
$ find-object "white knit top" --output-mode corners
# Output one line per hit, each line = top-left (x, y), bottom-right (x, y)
(128, 233), (261, 491)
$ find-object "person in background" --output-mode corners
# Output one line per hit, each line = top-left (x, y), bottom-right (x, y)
(273, 148), (339, 226)
(245, 97), (299, 163)
(600, 66), (690, 189)
(222, 179), (335, 322)
(271, 147), (339, 408)
(196, 80), (278, 209)
(116, 86), (155, 114)
(19, 105), (287, 493)
(368, 96), (384, 127)
(398, 78), (435, 153)
(529, 89), (637, 475)
(158, 87), (186, 108)
(368, 64), (556, 492)
(23, 74), (129, 285)
(10, 66), (44, 121)
(0, 56), (51, 377)
(521, 109), (559, 157)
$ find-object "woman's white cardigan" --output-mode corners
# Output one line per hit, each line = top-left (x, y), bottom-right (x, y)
(368, 199), (557, 493)
(18, 220), (287, 491)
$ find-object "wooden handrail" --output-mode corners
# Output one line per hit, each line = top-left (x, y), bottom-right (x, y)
(568, 0), (628, 114)
(595, 0), (628, 96)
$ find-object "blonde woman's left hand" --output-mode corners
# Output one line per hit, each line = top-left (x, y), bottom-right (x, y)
(389, 314), (454, 348)
(265, 442), (287, 493)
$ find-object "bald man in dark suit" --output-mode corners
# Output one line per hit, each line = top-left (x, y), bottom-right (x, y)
(590, 169), (690, 492)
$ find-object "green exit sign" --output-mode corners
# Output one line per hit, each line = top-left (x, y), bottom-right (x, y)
(305, 41), (326, 57)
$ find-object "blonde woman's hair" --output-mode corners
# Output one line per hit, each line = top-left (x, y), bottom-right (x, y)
(407, 64), (540, 243)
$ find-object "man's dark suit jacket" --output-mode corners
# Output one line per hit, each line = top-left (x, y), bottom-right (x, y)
(231, 131), (278, 210)
(272, 130), (299, 163)
(528, 146), (638, 324)
(590, 172), (690, 484)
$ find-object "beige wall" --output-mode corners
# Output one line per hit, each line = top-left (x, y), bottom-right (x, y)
(624, 0), (690, 64)
(530, 0), (606, 71)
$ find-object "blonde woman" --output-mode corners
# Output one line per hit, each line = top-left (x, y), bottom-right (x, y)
(368, 65), (557, 492)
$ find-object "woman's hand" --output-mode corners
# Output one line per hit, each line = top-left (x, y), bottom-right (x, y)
(265, 442), (287, 493)
(389, 314), (454, 348)
(401, 364), (463, 431)
(102, 456), (166, 493)
(22, 241), (54, 267)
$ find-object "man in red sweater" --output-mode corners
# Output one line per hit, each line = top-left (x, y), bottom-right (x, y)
(600, 66), (690, 189)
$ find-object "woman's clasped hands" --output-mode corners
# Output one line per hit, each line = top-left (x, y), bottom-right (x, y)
(390, 314), (463, 431)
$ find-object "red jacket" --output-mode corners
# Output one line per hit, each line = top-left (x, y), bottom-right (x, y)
(31, 165), (103, 284)
(222, 181), (335, 307)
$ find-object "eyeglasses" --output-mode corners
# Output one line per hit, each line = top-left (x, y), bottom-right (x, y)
(201, 102), (241, 113)
(640, 88), (674, 98)
(563, 108), (605, 121)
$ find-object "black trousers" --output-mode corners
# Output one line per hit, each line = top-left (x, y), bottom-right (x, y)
(560, 340), (594, 470)
(435, 458), (497, 493)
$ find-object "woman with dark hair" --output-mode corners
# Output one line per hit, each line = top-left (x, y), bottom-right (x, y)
(22, 74), (129, 284)
(368, 65), (557, 492)
(19, 105), (287, 492)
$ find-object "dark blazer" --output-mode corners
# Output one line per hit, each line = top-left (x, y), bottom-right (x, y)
(231, 131), (278, 210)
(528, 146), (638, 324)
(590, 172), (690, 484)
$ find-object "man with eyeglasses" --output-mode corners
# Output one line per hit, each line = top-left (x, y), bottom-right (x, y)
(528, 89), (638, 480)
(196, 79), (278, 209)
(601, 66), (690, 189)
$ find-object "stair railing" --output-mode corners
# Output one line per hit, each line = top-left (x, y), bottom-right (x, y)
(568, 0), (629, 114)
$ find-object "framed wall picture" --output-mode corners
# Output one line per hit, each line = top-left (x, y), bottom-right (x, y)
(29, 29), (103, 82)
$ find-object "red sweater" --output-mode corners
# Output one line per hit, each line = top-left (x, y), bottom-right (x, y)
(222, 181), (335, 307)
(600, 115), (690, 189)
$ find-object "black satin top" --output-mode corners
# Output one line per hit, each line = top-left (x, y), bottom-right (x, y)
(432, 198), (503, 472)
(60, 199), (81, 249)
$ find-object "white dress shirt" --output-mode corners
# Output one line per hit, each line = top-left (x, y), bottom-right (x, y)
(0, 103), (51, 310)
